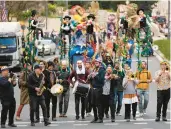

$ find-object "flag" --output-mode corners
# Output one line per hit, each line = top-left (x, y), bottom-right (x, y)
(0, 1), (8, 22)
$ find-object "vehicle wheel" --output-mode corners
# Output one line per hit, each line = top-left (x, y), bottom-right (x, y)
(53, 49), (56, 55)
(49, 50), (51, 55)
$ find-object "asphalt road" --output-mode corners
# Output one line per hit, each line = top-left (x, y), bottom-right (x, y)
(4, 52), (169, 129)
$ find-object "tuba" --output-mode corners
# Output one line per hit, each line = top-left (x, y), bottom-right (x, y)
(37, 73), (46, 96)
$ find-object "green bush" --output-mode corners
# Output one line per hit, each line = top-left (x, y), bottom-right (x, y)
(154, 39), (170, 60)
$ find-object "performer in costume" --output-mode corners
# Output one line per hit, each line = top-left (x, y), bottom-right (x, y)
(89, 58), (105, 123)
(58, 60), (70, 117)
(135, 61), (152, 117)
(68, 60), (89, 120)
(27, 65), (51, 126)
(155, 61), (170, 122)
(86, 14), (97, 44)
(0, 66), (17, 128)
(30, 10), (44, 39)
(44, 61), (57, 121)
(16, 63), (32, 121)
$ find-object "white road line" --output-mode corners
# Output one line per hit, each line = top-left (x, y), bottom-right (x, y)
(73, 124), (88, 126)
(17, 124), (28, 127)
(165, 122), (171, 124)
(134, 122), (148, 125)
(104, 123), (119, 125)
(49, 124), (59, 127)
(142, 128), (153, 129)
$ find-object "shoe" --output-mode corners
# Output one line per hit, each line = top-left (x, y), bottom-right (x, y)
(76, 116), (80, 120)
(52, 118), (57, 121)
(31, 123), (35, 126)
(59, 114), (63, 117)
(139, 113), (144, 117)
(34, 119), (40, 123)
(1, 125), (6, 128)
(116, 113), (122, 116)
(162, 117), (167, 121)
(155, 117), (160, 122)
(111, 119), (115, 122)
(143, 109), (147, 115)
(106, 113), (109, 118)
(96, 119), (103, 123)
(133, 117), (136, 120)
(16, 116), (22, 121)
(90, 119), (98, 123)
(44, 121), (51, 126)
(82, 116), (85, 120)
(63, 114), (67, 117)
(126, 119), (130, 122)
(86, 113), (91, 117)
(8, 124), (17, 127)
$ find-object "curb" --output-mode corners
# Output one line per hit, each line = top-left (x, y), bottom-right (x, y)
(154, 50), (171, 65)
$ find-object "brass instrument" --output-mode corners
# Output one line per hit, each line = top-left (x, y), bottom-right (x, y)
(127, 73), (135, 80)
(37, 73), (46, 96)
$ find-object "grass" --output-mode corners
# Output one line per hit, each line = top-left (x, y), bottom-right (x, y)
(154, 39), (170, 61)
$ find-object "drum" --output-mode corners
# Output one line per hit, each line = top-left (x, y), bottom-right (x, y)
(51, 84), (64, 96)
(72, 81), (90, 97)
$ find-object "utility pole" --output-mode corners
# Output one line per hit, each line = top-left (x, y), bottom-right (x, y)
(168, 0), (170, 39)
(45, 0), (48, 30)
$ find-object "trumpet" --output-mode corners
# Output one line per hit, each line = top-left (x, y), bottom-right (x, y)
(127, 74), (135, 80)
(37, 73), (46, 96)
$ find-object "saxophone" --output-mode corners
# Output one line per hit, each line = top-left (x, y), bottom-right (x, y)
(37, 73), (46, 96)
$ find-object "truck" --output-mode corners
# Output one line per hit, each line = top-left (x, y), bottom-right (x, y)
(0, 22), (23, 69)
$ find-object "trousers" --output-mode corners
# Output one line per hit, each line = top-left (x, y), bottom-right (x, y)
(29, 95), (48, 123)
(91, 88), (103, 120)
(1, 98), (16, 125)
(44, 90), (57, 118)
(125, 102), (137, 119)
(85, 88), (92, 113)
(156, 88), (170, 118)
(101, 94), (115, 119)
(59, 89), (70, 115)
(75, 94), (85, 118)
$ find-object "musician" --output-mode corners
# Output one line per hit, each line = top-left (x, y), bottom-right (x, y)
(58, 60), (70, 117)
(16, 63), (32, 121)
(101, 65), (115, 122)
(112, 62), (125, 116)
(44, 61), (57, 121)
(155, 61), (170, 122)
(68, 60), (89, 120)
(0, 66), (17, 128)
(123, 70), (139, 122)
(85, 60), (92, 117)
(89, 58), (105, 123)
(30, 10), (44, 39)
(27, 65), (51, 126)
(135, 61), (152, 117)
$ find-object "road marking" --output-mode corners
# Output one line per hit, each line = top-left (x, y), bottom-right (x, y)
(104, 123), (119, 125)
(142, 128), (153, 129)
(165, 122), (171, 124)
(134, 122), (148, 125)
(17, 124), (28, 127)
(73, 124), (88, 126)
(49, 124), (59, 126)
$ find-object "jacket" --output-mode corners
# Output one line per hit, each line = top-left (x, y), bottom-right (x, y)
(91, 67), (105, 88)
(58, 69), (70, 91)
(111, 69), (125, 91)
(0, 76), (15, 100)
(27, 72), (44, 96)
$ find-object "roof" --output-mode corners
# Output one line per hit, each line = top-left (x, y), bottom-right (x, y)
(0, 22), (21, 33)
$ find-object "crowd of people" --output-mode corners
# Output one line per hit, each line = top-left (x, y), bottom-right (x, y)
(0, 54), (170, 128)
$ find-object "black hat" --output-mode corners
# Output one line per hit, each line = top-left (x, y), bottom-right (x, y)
(87, 14), (95, 20)
(47, 61), (54, 68)
(63, 15), (71, 20)
(34, 65), (42, 70)
(137, 8), (144, 15)
(31, 10), (37, 17)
